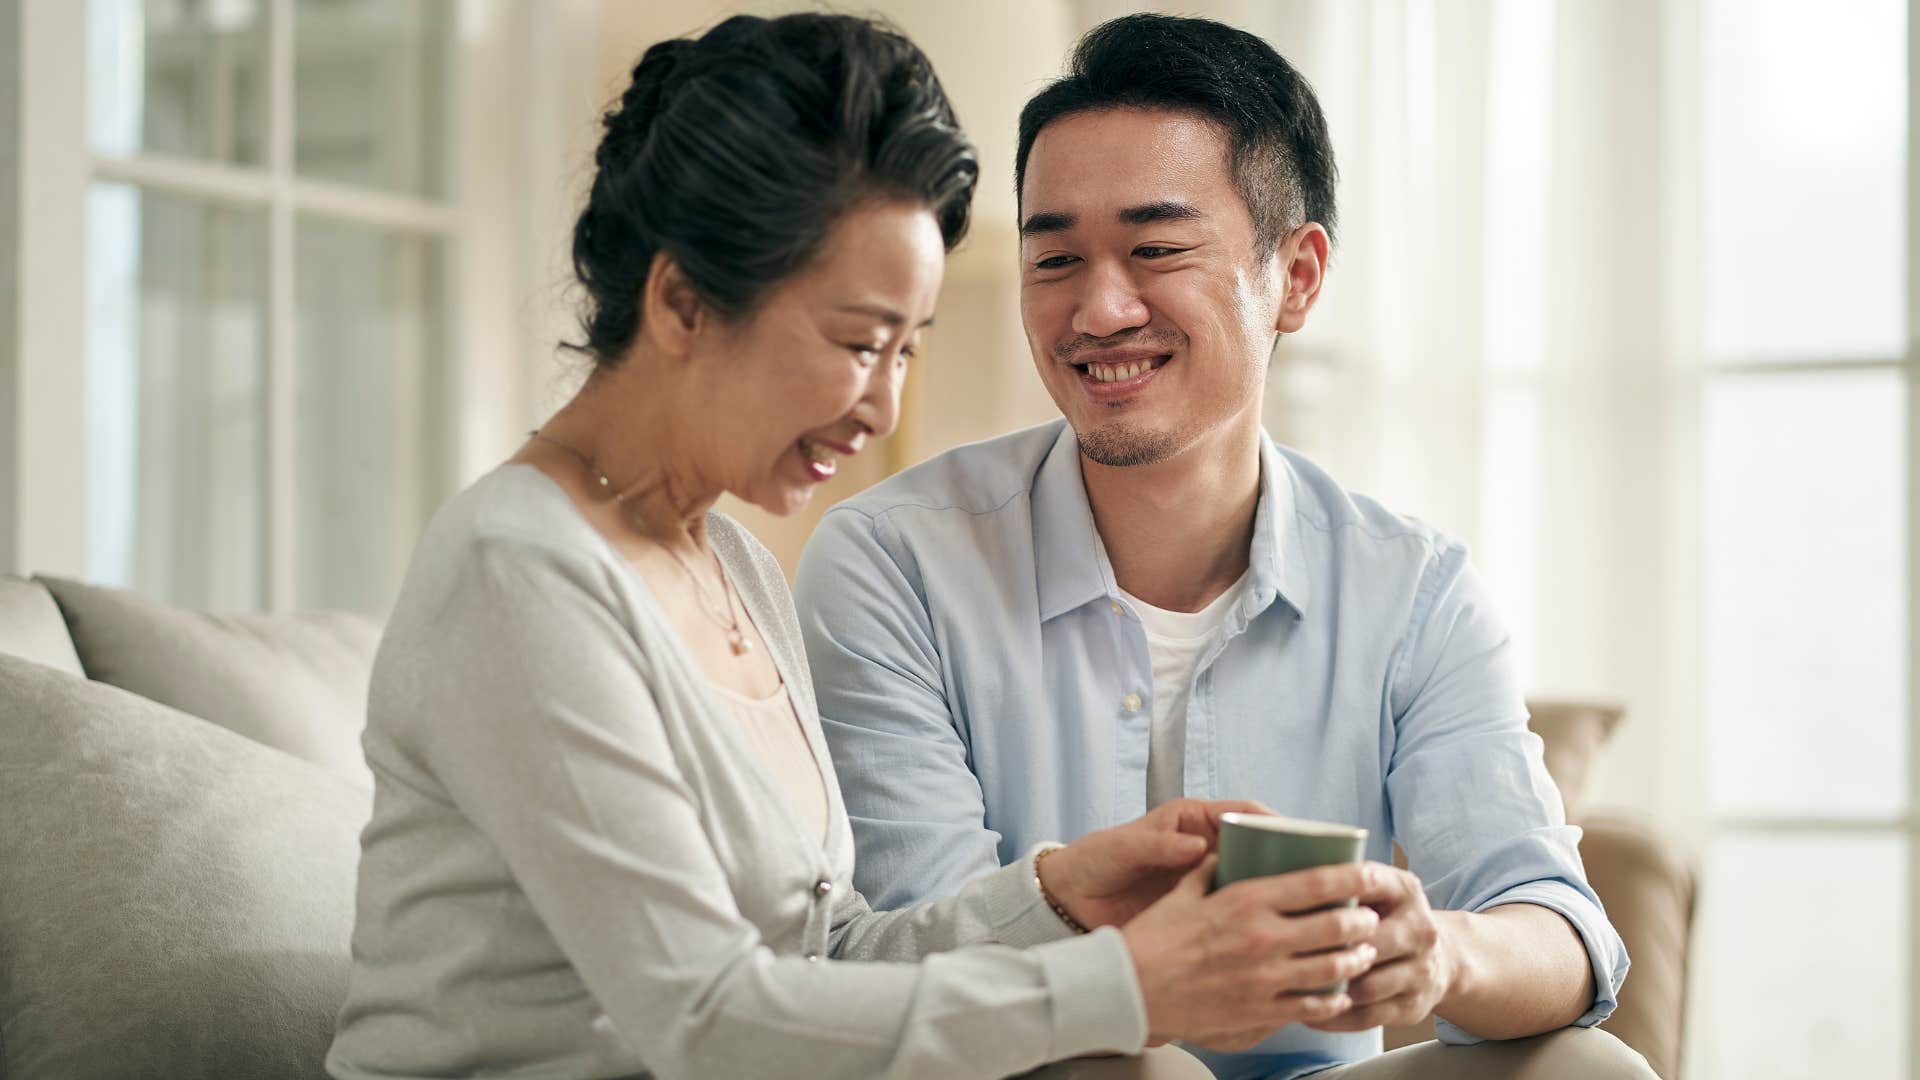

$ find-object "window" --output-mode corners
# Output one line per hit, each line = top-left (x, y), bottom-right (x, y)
(82, 0), (454, 613)
(66, 0), (472, 614)
(1690, 0), (1916, 1075)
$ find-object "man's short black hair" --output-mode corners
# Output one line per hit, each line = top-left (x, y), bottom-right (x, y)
(1015, 13), (1337, 256)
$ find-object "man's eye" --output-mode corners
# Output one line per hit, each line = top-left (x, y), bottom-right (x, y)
(1034, 254), (1079, 270)
(1134, 246), (1183, 259)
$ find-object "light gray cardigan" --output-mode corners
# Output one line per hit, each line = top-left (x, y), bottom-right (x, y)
(326, 466), (1147, 1080)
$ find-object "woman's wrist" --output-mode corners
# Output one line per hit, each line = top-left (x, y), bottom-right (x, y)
(1033, 844), (1090, 933)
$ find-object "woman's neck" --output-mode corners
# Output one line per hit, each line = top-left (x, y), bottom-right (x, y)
(536, 358), (723, 552)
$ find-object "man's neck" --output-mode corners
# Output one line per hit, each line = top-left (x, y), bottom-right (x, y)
(1082, 415), (1262, 614)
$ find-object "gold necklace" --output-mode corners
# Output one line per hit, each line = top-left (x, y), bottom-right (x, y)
(528, 429), (754, 657)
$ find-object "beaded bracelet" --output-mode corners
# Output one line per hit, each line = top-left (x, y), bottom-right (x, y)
(1032, 845), (1090, 934)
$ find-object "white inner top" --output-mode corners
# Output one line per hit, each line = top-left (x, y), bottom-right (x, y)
(1118, 569), (1252, 809)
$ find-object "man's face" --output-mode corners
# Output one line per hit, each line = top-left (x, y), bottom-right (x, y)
(1018, 107), (1296, 467)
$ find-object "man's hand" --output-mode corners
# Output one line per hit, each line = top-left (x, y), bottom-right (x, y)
(1038, 798), (1269, 928)
(1306, 863), (1457, 1032)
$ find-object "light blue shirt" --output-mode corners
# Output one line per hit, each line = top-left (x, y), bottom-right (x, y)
(794, 420), (1627, 1080)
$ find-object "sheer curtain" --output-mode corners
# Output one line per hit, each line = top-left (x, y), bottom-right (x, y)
(1170, 1), (1912, 1075)
(1124, 0), (1714, 833)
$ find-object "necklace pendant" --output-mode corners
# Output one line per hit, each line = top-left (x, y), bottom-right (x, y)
(729, 633), (752, 656)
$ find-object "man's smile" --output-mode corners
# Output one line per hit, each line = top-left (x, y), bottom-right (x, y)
(1065, 346), (1174, 399)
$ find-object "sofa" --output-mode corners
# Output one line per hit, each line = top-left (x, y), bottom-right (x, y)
(0, 574), (1694, 1079)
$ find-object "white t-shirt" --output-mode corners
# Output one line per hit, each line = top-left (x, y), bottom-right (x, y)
(1117, 569), (1253, 809)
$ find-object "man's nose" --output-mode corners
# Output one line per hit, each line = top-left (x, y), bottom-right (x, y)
(1071, 261), (1150, 339)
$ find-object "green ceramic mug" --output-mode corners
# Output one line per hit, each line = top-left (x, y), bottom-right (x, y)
(1213, 812), (1369, 993)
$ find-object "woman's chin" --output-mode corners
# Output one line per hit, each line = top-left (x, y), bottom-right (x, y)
(745, 481), (818, 519)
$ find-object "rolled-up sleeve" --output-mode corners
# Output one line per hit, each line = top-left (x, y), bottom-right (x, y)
(1384, 542), (1628, 1045)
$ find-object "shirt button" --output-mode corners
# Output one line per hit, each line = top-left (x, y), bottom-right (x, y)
(813, 877), (833, 897)
(1110, 600), (1124, 616)
(1122, 692), (1143, 713)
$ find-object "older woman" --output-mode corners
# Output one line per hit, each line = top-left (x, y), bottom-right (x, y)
(326, 14), (1379, 1080)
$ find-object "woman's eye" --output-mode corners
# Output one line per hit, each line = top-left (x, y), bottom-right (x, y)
(849, 345), (881, 364)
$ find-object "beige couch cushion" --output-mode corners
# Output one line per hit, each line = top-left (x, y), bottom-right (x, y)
(1527, 699), (1625, 817)
(0, 652), (371, 1079)
(38, 575), (378, 786)
(1579, 815), (1693, 1080)
(0, 575), (84, 676)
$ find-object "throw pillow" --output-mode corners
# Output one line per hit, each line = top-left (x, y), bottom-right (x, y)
(0, 654), (371, 1079)
(37, 576), (379, 786)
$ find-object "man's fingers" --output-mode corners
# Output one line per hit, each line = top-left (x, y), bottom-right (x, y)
(1269, 942), (1376, 993)
(1284, 905), (1381, 951)
(1269, 987), (1353, 1029)
(1359, 905), (1439, 965)
(1344, 957), (1416, 1006)
(1353, 862), (1426, 908)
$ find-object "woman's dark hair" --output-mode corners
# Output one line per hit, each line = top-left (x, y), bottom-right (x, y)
(1015, 13), (1336, 256)
(569, 13), (978, 364)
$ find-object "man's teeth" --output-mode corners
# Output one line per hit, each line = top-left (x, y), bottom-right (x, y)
(799, 438), (836, 465)
(1086, 359), (1153, 383)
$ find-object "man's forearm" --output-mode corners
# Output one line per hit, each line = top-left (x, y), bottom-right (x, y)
(1433, 903), (1595, 1040)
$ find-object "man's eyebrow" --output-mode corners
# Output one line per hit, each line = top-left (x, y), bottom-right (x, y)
(834, 303), (934, 330)
(1019, 210), (1076, 237)
(1117, 201), (1204, 226)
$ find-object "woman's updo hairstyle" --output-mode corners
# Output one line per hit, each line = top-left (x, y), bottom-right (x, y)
(569, 13), (978, 364)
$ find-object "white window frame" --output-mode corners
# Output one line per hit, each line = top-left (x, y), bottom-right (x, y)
(3, 0), (597, 610)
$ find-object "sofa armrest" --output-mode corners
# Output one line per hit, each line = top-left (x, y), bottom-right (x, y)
(1577, 813), (1694, 1079)
(1379, 816), (1694, 1079)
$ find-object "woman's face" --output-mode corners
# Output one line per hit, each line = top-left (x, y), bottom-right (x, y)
(699, 198), (947, 517)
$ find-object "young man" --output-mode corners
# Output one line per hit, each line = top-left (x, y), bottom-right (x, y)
(795, 15), (1649, 1079)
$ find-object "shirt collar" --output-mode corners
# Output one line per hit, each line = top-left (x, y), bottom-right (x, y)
(1029, 421), (1311, 623)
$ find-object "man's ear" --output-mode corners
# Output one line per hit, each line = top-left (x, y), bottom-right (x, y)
(1274, 223), (1329, 334)
(639, 250), (706, 358)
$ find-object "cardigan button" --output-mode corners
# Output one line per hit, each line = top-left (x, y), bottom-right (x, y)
(806, 953), (822, 963)
(813, 877), (834, 897)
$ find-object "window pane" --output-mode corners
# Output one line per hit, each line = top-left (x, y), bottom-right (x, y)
(89, 0), (269, 164)
(1705, 371), (1908, 818)
(1702, 0), (1906, 361)
(87, 182), (268, 609)
(293, 0), (450, 198)
(1694, 832), (1906, 1077)
(294, 216), (445, 613)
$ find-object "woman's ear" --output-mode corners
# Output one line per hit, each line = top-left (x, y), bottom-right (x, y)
(639, 250), (706, 358)
(1274, 223), (1329, 335)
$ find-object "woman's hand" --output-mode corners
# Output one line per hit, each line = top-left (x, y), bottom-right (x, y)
(1037, 798), (1270, 929)
(1121, 856), (1381, 1051)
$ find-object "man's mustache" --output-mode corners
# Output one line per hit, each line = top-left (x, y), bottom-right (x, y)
(1052, 331), (1186, 364)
